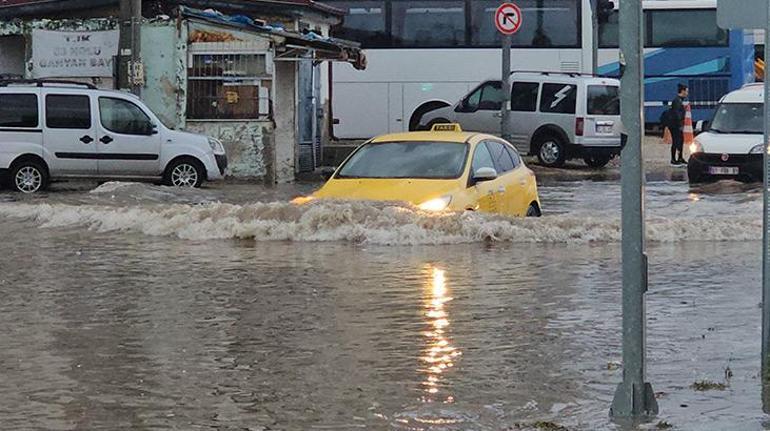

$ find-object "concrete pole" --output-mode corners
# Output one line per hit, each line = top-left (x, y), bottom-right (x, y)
(501, 34), (511, 141)
(762, 0), (770, 413)
(610, 0), (658, 419)
(118, 0), (141, 95)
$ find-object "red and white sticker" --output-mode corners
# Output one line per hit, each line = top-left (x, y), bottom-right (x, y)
(495, 3), (523, 35)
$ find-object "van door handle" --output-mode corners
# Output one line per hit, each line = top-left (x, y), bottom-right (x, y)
(100, 135), (113, 144)
(80, 135), (93, 144)
(493, 112), (502, 118)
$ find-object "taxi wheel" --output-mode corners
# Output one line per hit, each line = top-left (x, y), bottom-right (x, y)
(535, 135), (566, 168)
(526, 203), (541, 217)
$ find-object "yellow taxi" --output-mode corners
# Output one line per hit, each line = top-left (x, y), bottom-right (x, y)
(304, 124), (541, 217)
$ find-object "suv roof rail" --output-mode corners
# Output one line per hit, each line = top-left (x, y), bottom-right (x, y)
(0, 79), (97, 89)
(509, 70), (611, 78)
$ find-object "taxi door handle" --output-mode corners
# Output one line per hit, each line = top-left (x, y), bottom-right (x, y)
(497, 186), (506, 193)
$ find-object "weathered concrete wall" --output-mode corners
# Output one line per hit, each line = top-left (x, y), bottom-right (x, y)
(273, 61), (297, 183)
(0, 35), (25, 77)
(186, 121), (272, 178)
(141, 22), (184, 129)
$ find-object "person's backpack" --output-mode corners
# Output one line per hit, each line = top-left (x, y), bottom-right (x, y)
(659, 105), (676, 129)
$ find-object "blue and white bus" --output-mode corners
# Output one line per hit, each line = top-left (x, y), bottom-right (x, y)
(597, 0), (755, 124)
(323, 0), (754, 139)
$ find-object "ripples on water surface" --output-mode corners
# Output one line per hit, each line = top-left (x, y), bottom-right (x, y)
(0, 180), (766, 430)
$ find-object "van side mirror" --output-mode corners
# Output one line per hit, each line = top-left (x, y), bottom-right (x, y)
(694, 120), (709, 135)
(472, 167), (497, 183)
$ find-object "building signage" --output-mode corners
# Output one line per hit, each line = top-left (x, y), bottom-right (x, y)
(31, 29), (119, 78)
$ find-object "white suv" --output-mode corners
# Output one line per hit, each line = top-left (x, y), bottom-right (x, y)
(0, 80), (227, 193)
(418, 72), (622, 168)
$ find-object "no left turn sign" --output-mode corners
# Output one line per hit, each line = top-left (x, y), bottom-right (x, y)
(495, 3), (522, 35)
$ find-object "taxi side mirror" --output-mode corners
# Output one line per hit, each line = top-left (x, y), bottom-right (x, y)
(472, 167), (497, 183)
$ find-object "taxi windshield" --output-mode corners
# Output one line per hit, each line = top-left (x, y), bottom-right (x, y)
(337, 141), (468, 179)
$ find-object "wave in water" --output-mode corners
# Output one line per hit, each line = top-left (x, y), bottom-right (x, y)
(0, 199), (760, 245)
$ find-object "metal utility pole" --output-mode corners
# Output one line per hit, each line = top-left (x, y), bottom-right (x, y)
(762, 0), (770, 412)
(501, 34), (512, 141)
(610, 0), (658, 419)
(118, 0), (142, 95)
(591, 0), (599, 74)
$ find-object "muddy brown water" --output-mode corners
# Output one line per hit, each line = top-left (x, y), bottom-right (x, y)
(0, 179), (767, 430)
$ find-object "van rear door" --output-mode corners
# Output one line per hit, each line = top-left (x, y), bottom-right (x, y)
(583, 84), (621, 144)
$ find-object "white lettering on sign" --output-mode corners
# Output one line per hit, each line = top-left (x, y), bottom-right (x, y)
(31, 29), (119, 78)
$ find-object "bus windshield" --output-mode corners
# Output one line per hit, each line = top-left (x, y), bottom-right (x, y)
(710, 103), (763, 134)
(337, 141), (468, 179)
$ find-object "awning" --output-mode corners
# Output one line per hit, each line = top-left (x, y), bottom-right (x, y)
(181, 6), (366, 70)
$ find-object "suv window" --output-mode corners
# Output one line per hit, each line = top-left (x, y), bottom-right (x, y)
(471, 141), (495, 173)
(46, 94), (91, 129)
(539, 83), (577, 114)
(99, 97), (154, 135)
(461, 81), (503, 111)
(0, 94), (38, 128)
(587, 85), (620, 115)
(510, 82), (539, 112)
(485, 141), (515, 173)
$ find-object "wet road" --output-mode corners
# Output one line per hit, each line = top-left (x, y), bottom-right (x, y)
(0, 179), (767, 430)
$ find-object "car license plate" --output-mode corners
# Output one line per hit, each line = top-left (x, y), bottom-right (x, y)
(708, 166), (739, 175)
(596, 124), (613, 134)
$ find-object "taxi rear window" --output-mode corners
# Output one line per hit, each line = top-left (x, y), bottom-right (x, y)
(337, 141), (468, 179)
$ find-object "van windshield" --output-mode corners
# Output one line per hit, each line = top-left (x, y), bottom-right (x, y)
(710, 103), (763, 134)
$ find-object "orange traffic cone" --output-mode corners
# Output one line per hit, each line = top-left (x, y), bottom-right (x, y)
(683, 103), (694, 146)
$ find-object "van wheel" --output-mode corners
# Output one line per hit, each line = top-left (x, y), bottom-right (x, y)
(535, 135), (566, 168)
(10, 159), (48, 194)
(164, 158), (204, 188)
(583, 154), (612, 168)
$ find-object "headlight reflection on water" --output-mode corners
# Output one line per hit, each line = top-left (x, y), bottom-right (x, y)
(420, 266), (461, 404)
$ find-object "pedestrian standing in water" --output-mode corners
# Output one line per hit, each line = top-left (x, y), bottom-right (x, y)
(669, 83), (688, 165)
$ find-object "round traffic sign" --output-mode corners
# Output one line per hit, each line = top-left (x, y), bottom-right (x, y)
(495, 3), (522, 35)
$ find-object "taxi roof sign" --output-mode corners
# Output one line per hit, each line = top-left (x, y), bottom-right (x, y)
(430, 123), (463, 132)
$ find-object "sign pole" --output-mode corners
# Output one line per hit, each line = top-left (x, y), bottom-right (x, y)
(501, 34), (512, 140)
(762, 0), (770, 412)
(610, 0), (657, 419)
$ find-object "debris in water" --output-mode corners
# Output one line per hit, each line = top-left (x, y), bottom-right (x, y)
(691, 380), (728, 391)
(510, 421), (570, 431)
(606, 361), (622, 371)
(654, 391), (667, 399)
(655, 420), (673, 429)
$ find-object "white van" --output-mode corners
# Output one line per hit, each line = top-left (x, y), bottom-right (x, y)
(0, 80), (227, 193)
(688, 83), (763, 184)
(418, 72), (622, 168)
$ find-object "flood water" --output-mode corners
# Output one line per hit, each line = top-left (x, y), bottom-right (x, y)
(0, 178), (768, 430)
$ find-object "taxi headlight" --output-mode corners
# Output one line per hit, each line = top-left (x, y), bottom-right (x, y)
(418, 195), (452, 212)
(750, 143), (765, 154)
(689, 140), (703, 154)
(208, 138), (225, 155)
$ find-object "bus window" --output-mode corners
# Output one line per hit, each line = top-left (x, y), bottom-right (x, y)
(391, 0), (465, 47)
(598, 10), (619, 48)
(649, 10), (728, 47)
(540, 83), (577, 114)
(510, 82), (539, 112)
(469, 0), (580, 48)
(330, 1), (388, 47)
